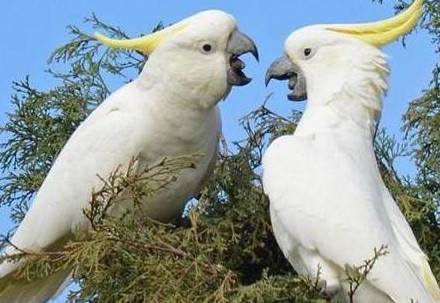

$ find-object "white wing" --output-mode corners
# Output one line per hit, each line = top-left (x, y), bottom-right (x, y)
(380, 185), (440, 302)
(263, 133), (439, 303)
(1, 83), (150, 268)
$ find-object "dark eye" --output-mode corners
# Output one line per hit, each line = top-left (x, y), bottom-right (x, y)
(202, 44), (212, 53)
(304, 48), (312, 57)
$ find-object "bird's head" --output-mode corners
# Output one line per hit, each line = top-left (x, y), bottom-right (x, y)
(95, 10), (258, 109)
(266, 0), (423, 106)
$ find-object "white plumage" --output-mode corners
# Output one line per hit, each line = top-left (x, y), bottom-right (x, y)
(264, 0), (440, 301)
(0, 10), (257, 303)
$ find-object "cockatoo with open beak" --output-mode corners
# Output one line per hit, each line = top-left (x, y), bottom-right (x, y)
(264, 0), (440, 302)
(0, 10), (258, 303)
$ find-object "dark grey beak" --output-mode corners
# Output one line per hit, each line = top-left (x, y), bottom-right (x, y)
(226, 30), (259, 86)
(265, 55), (307, 101)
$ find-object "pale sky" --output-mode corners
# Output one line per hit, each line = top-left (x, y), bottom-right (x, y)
(0, 1), (436, 301)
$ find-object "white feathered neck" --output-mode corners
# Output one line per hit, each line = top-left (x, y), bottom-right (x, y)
(298, 46), (389, 138)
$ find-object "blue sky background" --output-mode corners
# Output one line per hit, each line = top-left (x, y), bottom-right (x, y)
(0, 1), (436, 301)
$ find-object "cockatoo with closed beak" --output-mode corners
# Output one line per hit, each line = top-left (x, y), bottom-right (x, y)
(0, 10), (258, 303)
(264, 0), (440, 302)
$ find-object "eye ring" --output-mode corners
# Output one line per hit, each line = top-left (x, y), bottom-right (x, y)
(202, 44), (213, 53)
(304, 48), (312, 57)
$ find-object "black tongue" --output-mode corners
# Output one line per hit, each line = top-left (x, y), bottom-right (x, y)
(288, 75), (297, 90)
(230, 57), (246, 70)
(287, 73), (307, 102)
(227, 56), (251, 86)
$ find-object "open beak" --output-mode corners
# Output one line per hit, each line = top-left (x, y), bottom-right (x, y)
(226, 30), (259, 87)
(265, 55), (307, 101)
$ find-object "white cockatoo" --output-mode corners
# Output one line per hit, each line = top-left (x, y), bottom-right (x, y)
(264, 0), (440, 302)
(0, 10), (258, 303)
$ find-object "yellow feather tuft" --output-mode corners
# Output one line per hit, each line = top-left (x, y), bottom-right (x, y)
(328, 0), (423, 47)
(95, 22), (187, 54)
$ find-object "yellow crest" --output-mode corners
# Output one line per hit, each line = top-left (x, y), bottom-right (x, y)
(95, 22), (187, 54)
(328, 0), (423, 47)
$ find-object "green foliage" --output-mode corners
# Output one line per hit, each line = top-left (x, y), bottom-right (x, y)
(397, 0), (440, 278)
(1, 2), (440, 302)
(0, 77), (91, 222)
(2, 129), (324, 302)
(0, 15), (146, 224)
(370, 0), (440, 281)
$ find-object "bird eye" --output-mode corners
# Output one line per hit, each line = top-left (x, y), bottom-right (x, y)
(303, 48), (312, 57)
(202, 44), (213, 53)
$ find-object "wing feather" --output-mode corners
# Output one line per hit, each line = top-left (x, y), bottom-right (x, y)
(1, 90), (147, 276)
(263, 134), (439, 302)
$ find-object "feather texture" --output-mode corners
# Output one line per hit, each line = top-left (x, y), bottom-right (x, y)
(264, 18), (440, 299)
(0, 10), (252, 302)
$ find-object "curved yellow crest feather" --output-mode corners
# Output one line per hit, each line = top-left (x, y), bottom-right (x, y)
(328, 0), (423, 47)
(94, 22), (187, 54)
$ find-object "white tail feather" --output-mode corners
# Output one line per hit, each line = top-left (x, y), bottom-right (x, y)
(0, 267), (72, 303)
